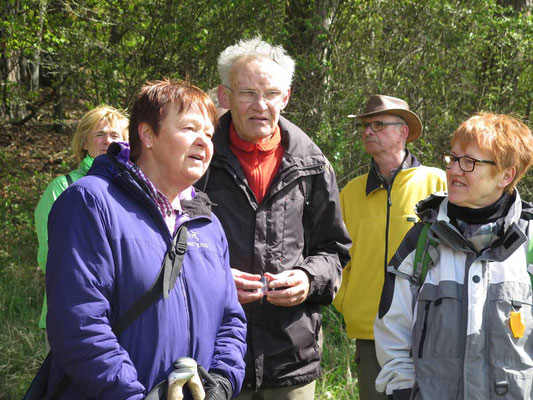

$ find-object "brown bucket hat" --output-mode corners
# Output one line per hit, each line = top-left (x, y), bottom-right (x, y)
(349, 95), (422, 142)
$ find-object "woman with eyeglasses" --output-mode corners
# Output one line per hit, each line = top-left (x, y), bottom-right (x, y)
(374, 112), (533, 400)
(34, 106), (128, 347)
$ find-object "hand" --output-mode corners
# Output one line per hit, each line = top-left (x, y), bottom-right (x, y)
(264, 269), (310, 307)
(204, 373), (233, 400)
(231, 268), (264, 304)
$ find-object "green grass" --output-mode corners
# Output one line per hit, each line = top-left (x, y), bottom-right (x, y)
(0, 149), (51, 399)
(0, 141), (359, 399)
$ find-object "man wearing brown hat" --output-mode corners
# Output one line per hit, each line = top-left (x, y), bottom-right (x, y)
(333, 95), (446, 400)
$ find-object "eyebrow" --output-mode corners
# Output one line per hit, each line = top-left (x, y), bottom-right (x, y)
(95, 130), (121, 135)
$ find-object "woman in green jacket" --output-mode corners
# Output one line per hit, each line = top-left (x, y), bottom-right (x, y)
(34, 106), (129, 335)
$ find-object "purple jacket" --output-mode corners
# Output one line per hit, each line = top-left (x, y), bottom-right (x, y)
(46, 142), (246, 399)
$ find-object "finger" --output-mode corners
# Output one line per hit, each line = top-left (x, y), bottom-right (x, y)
(266, 292), (305, 307)
(235, 278), (263, 291)
(231, 268), (261, 280)
(237, 289), (264, 305)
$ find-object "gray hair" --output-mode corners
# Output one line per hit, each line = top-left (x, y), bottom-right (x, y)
(217, 37), (295, 90)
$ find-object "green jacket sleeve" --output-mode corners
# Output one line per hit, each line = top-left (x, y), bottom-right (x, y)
(34, 175), (69, 272)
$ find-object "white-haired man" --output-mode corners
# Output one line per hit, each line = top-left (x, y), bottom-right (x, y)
(196, 37), (351, 400)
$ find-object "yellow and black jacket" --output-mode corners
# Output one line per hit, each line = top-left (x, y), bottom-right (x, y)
(333, 152), (446, 340)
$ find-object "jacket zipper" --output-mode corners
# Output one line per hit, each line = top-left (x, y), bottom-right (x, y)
(179, 272), (191, 355)
(384, 185), (392, 271)
(418, 302), (431, 358)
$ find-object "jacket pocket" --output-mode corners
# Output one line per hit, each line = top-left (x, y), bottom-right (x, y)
(413, 282), (463, 359)
(488, 282), (533, 367)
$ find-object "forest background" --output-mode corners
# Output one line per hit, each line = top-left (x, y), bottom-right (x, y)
(1, 0), (532, 398)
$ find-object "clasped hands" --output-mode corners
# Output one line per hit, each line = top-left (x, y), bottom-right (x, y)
(231, 268), (310, 306)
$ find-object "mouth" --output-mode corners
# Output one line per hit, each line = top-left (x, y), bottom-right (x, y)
(249, 116), (269, 123)
(450, 179), (466, 187)
(189, 154), (204, 162)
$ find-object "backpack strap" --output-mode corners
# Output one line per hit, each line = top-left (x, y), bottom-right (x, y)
(412, 223), (436, 286)
(114, 224), (188, 332)
(65, 174), (73, 186)
(45, 225), (189, 400)
(525, 219), (533, 289)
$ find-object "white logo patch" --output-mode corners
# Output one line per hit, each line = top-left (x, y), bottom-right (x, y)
(187, 230), (208, 248)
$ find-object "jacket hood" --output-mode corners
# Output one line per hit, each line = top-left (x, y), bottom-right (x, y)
(416, 189), (533, 227)
(87, 141), (130, 180)
(88, 141), (213, 218)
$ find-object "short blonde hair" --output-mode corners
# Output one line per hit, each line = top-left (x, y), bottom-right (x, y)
(72, 106), (129, 163)
(451, 112), (533, 192)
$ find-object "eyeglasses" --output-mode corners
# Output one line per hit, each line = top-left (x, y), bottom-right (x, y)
(92, 131), (122, 140)
(224, 86), (285, 104)
(442, 153), (496, 172)
(355, 121), (405, 134)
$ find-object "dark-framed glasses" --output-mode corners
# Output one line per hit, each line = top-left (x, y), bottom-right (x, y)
(355, 121), (405, 134)
(224, 85), (284, 104)
(442, 153), (496, 172)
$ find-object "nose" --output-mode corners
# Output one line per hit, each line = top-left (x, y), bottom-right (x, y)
(251, 94), (269, 109)
(361, 125), (373, 137)
(194, 130), (212, 146)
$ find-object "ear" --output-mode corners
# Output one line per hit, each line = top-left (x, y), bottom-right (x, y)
(398, 124), (409, 142)
(138, 122), (155, 148)
(279, 88), (291, 110)
(498, 166), (516, 189)
(218, 85), (230, 109)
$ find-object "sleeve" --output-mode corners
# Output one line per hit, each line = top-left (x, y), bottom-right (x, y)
(34, 175), (68, 272)
(297, 161), (352, 305)
(333, 187), (349, 313)
(374, 226), (422, 396)
(46, 185), (144, 400)
(208, 218), (247, 397)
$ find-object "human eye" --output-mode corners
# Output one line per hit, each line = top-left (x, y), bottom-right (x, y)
(237, 90), (257, 102)
(110, 133), (120, 140)
(94, 132), (105, 137)
(264, 90), (282, 101)
(462, 157), (476, 170)
(370, 121), (385, 131)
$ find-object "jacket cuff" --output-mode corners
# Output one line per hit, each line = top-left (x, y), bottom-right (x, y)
(293, 266), (314, 295)
(387, 388), (412, 400)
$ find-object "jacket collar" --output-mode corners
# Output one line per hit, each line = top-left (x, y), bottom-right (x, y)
(91, 142), (213, 219)
(80, 154), (94, 175)
(213, 111), (325, 171)
(420, 190), (529, 261)
(365, 149), (420, 196)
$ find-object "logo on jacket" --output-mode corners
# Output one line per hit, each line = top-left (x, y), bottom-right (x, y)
(187, 230), (208, 248)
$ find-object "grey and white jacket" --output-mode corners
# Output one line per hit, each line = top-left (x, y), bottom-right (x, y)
(374, 191), (533, 400)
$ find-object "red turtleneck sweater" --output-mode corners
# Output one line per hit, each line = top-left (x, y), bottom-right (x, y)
(229, 122), (284, 204)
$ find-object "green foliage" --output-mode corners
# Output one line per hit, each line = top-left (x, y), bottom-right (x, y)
(2, 0), (533, 397)
(0, 149), (49, 398)
(317, 306), (358, 399)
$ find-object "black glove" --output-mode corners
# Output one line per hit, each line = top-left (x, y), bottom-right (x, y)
(199, 366), (233, 400)
(388, 388), (412, 400)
